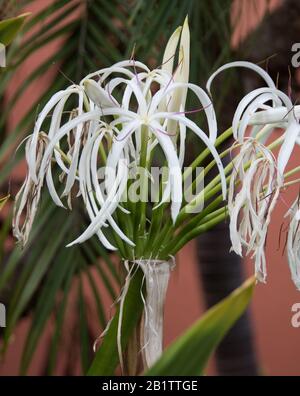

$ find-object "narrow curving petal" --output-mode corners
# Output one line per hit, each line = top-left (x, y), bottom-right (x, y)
(206, 61), (276, 96)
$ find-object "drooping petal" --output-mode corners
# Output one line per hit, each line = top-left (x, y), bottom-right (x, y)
(28, 86), (82, 183)
(206, 61), (276, 96)
(13, 133), (48, 246)
(228, 139), (281, 282)
(67, 156), (129, 247)
(149, 120), (183, 222)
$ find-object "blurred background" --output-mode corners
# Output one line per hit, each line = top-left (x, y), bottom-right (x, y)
(0, 0), (300, 376)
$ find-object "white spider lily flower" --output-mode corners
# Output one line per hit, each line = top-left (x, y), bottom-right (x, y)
(232, 88), (300, 175)
(207, 61), (300, 177)
(13, 133), (48, 246)
(81, 63), (226, 221)
(286, 202), (300, 290)
(228, 139), (282, 283)
(13, 60), (227, 248)
(13, 23), (227, 250)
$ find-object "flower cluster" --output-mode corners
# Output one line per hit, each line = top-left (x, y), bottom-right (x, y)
(13, 18), (226, 249)
(13, 20), (300, 290)
(208, 61), (300, 288)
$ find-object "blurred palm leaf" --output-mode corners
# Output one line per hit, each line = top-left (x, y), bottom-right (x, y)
(0, 0), (234, 374)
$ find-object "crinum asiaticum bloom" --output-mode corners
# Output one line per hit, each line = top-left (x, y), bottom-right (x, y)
(227, 139), (282, 283)
(13, 17), (226, 251)
(208, 61), (300, 288)
(207, 61), (300, 175)
(13, 132), (49, 246)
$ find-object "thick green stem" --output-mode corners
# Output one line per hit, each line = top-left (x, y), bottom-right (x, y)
(135, 126), (150, 256)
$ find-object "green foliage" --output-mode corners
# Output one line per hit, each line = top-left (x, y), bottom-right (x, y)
(87, 275), (254, 375)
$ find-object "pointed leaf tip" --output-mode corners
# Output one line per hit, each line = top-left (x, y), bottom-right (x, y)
(0, 12), (31, 46)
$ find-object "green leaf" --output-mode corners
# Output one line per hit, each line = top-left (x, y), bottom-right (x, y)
(87, 268), (144, 376)
(0, 13), (31, 46)
(145, 277), (255, 376)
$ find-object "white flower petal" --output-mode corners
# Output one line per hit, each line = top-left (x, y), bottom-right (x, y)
(84, 79), (119, 108)
(206, 61), (276, 96)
